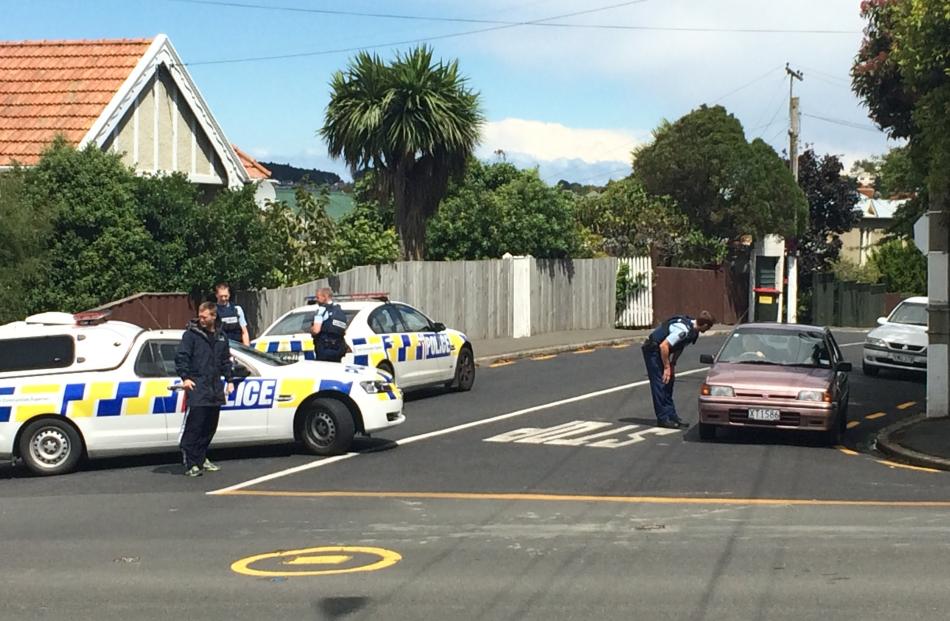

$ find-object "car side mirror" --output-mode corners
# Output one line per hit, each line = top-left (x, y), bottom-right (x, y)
(699, 354), (714, 364)
(877, 317), (887, 326)
(432, 322), (446, 332)
(836, 361), (852, 372)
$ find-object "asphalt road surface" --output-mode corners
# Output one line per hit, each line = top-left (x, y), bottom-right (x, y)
(3, 330), (947, 621)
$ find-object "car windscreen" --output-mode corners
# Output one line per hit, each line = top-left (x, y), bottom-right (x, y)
(230, 342), (295, 366)
(888, 302), (927, 326)
(718, 329), (831, 368)
(264, 309), (359, 336)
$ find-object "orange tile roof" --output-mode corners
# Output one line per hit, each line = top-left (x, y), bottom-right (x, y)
(232, 144), (272, 180)
(0, 38), (152, 166)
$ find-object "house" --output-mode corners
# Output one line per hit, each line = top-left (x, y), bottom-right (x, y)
(840, 196), (908, 266)
(0, 35), (273, 201)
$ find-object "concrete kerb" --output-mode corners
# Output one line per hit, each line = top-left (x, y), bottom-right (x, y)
(474, 329), (729, 367)
(875, 414), (950, 472)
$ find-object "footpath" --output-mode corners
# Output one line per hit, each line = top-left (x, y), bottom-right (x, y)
(471, 326), (950, 472)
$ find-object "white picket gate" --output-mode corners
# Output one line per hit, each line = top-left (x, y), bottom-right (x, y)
(616, 256), (653, 328)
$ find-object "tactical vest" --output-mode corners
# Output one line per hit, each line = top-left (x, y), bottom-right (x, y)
(648, 315), (698, 355)
(315, 303), (348, 362)
(216, 303), (243, 342)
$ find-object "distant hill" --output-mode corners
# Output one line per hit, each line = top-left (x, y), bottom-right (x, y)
(259, 161), (342, 186)
(274, 186), (355, 221)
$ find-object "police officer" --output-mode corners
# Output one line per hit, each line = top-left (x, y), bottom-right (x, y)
(214, 282), (250, 346)
(310, 288), (348, 362)
(641, 310), (716, 429)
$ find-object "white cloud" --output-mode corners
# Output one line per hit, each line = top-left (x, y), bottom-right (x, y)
(478, 118), (642, 164)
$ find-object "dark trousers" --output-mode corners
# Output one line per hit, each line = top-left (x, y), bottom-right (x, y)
(642, 346), (677, 423)
(179, 405), (221, 468)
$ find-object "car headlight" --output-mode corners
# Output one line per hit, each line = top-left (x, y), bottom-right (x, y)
(360, 380), (390, 394)
(797, 390), (831, 402)
(701, 384), (734, 397)
(865, 337), (886, 347)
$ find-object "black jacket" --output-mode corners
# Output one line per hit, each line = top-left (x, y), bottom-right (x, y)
(175, 320), (235, 407)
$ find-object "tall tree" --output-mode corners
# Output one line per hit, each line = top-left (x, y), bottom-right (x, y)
(322, 46), (484, 260)
(632, 105), (805, 240)
(795, 149), (862, 277)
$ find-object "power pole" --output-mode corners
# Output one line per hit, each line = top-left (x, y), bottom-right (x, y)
(786, 63), (803, 323)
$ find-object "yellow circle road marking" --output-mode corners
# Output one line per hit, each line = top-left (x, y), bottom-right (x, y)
(231, 546), (401, 577)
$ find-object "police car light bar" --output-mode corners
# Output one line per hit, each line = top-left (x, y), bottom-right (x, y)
(335, 292), (389, 302)
(73, 310), (112, 325)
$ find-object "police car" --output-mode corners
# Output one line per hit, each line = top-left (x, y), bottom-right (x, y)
(0, 311), (404, 476)
(253, 295), (476, 392)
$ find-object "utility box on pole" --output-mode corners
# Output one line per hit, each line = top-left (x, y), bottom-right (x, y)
(749, 235), (785, 322)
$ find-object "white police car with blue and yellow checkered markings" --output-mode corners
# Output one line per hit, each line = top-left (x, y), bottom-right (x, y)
(0, 312), (404, 476)
(253, 299), (476, 392)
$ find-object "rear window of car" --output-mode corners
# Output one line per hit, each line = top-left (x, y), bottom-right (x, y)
(0, 335), (75, 373)
(265, 309), (358, 337)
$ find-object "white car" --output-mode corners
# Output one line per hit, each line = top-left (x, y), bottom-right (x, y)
(862, 296), (928, 376)
(253, 297), (476, 392)
(0, 312), (404, 476)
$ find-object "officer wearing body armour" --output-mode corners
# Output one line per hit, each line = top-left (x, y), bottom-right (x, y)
(214, 282), (250, 346)
(310, 287), (348, 362)
(641, 311), (716, 429)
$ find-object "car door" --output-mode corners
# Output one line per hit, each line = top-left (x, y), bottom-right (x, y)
(392, 304), (453, 384)
(149, 339), (269, 442)
(365, 304), (422, 385)
(827, 333), (850, 405)
(127, 339), (187, 447)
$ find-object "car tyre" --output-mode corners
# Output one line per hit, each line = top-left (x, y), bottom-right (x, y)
(299, 398), (355, 456)
(451, 346), (476, 392)
(18, 418), (84, 476)
(862, 362), (879, 377)
(698, 422), (716, 441)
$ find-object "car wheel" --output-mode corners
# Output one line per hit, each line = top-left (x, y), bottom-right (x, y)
(299, 398), (355, 456)
(452, 346), (476, 392)
(18, 418), (84, 476)
(822, 412), (843, 446)
(862, 362), (879, 377)
(698, 422), (716, 441)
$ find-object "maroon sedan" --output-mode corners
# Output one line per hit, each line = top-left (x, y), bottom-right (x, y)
(697, 323), (851, 444)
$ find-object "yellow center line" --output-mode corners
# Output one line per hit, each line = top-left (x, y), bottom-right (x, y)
(897, 401), (917, 410)
(865, 412), (887, 420)
(573, 348), (596, 354)
(219, 489), (950, 508)
(875, 459), (941, 474)
(489, 360), (515, 368)
(847, 421), (860, 429)
(531, 354), (557, 361)
(835, 445), (859, 456)
(611, 343), (631, 349)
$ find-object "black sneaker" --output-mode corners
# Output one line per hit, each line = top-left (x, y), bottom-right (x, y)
(656, 419), (680, 429)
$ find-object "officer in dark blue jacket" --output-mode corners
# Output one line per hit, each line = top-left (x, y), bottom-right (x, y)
(309, 288), (348, 362)
(175, 302), (238, 477)
(641, 310), (716, 428)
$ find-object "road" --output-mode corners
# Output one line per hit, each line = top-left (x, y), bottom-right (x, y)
(2, 331), (947, 621)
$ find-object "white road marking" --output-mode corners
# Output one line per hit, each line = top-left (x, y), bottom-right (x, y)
(485, 420), (680, 448)
(208, 368), (708, 495)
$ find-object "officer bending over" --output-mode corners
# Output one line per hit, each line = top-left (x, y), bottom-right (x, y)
(641, 311), (716, 429)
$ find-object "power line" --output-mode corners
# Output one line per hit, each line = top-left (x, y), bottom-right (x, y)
(712, 65), (784, 104)
(802, 112), (881, 133)
(170, 0), (860, 35)
(180, 0), (651, 66)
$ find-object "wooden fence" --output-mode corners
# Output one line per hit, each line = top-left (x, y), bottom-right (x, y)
(812, 273), (907, 327)
(615, 257), (653, 328)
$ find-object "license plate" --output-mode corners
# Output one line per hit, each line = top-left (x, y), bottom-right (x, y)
(892, 353), (913, 364)
(748, 408), (780, 421)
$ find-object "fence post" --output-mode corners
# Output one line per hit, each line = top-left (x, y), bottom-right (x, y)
(508, 255), (532, 338)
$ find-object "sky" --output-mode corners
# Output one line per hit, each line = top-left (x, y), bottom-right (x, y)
(1, 0), (900, 185)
